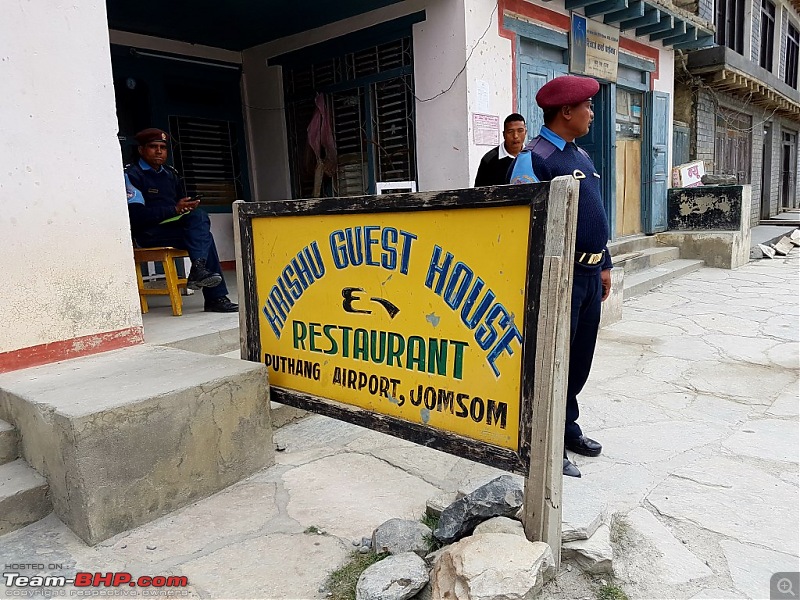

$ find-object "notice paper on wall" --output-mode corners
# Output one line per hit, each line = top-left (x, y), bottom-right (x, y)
(473, 113), (500, 146)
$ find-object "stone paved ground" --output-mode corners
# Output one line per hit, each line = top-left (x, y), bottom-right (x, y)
(0, 253), (798, 600)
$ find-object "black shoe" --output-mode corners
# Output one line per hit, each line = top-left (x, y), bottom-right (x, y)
(565, 435), (602, 457)
(563, 453), (581, 478)
(204, 296), (238, 313)
(187, 259), (222, 290)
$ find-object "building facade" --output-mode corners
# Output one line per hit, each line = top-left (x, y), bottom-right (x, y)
(2, 0), (709, 370)
(676, 0), (800, 223)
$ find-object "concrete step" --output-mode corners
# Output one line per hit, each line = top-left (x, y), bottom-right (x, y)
(0, 345), (272, 544)
(219, 350), (307, 429)
(623, 259), (705, 299)
(607, 234), (658, 255)
(611, 246), (680, 275)
(0, 458), (51, 536)
(0, 419), (18, 465)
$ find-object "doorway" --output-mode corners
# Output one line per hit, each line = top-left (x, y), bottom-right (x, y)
(781, 130), (797, 209)
(614, 87), (643, 236)
(761, 124), (773, 219)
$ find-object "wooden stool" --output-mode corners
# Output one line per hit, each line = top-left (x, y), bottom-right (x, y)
(134, 247), (190, 316)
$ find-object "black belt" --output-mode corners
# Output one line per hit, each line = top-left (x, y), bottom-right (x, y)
(575, 250), (605, 266)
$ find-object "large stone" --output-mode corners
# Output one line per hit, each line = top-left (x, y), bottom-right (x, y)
(0, 345), (273, 544)
(356, 552), (428, 600)
(434, 475), (523, 544)
(427, 491), (458, 518)
(430, 533), (555, 600)
(561, 487), (607, 542)
(473, 516), (525, 537)
(372, 518), (432, 556)
(562, 524), (613, 574)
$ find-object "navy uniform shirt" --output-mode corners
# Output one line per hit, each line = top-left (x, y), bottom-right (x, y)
(520, 126), (612, 273)
(125, 158), (185, 234)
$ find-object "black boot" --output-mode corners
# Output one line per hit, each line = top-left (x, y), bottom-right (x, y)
(187, 258), (222, 290)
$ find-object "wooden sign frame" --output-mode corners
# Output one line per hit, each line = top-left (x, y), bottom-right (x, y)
(234, 177), (578, 549)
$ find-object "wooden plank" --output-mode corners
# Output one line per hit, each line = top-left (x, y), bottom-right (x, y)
(522, 175), (579, 566)
(232, 201), (248, 360)
(623, 141), (642, 236)
(615, 143), (626, 237)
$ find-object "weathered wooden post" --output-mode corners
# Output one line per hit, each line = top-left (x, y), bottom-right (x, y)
(234, 175), (579, 563)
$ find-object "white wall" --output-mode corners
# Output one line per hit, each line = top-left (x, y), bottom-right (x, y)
(0, 0), (142, 355)
(653, 46), (676, 170)
(464, 0), (514, 186)
(241, 0), (477, 195)
(412, 0), (471, 190)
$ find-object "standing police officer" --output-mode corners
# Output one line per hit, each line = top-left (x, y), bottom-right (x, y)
(125, 128), (238, 313)
(508, 75), (612, 477)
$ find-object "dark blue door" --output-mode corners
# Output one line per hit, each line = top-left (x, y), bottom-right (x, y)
(578, 83), (614, 231)
(519, 61), (568, 138)
(642, 91), (670, 232)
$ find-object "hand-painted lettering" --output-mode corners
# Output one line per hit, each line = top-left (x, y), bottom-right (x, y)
(424, 246), (522, 377)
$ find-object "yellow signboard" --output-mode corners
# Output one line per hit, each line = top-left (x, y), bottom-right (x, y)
(252, 206), (529, 450)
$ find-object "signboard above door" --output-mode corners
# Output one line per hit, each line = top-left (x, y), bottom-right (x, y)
(569, 14), (620, 82)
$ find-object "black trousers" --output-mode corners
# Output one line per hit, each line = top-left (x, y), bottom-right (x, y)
(134, 209), (228, 301)
(565, 270), (603, 441)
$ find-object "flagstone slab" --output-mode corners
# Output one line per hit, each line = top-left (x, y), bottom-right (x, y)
(721, 539), (800, 600)
(623, 507), (712, 585)
(649, 456), (799, 555)
(282, 453), (441, 540)
(180, 532), (348, 599)
(723, 419), (799, 463)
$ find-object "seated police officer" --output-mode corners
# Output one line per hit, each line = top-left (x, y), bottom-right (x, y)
(125, 128), (238, 313)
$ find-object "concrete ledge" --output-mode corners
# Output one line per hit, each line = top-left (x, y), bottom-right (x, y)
(0, 459), (51, 535)
(657, 231), (750, 269)
(0, 419), (17, 464)
(0, 345), (274, 545)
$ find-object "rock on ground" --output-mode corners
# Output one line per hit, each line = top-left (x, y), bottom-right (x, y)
(371, 518), (432, 557)
(430, 533), (555, 600)
(356, 552), (428, 600)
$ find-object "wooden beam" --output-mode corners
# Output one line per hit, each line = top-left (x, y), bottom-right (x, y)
(637, 14), (672, 36)
(662, 24), (696, 46)
(585, 0), (627, 18)
(604, 1), (644, 23)
(565, 0), (601, 9)
(650, 20), (685, 41)
(673, 34), (714, 49)
(620, 8), (659, 30)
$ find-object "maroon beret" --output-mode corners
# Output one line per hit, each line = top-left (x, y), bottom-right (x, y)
(134, 128), (169, 146)
(535, 75), (600, 109)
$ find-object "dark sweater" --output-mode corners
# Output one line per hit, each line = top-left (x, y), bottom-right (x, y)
(474, 146), (514, 187)
(523, 136), (612, 273)
(125, 161), (185, 235)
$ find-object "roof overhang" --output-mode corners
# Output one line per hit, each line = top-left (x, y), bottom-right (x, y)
(685, 45), (800, 119)
(564, 0), (715, 48)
